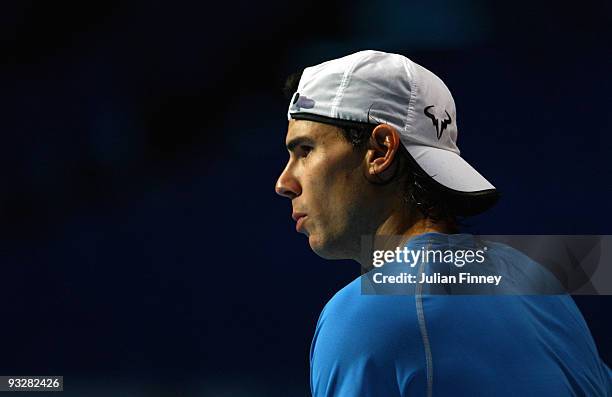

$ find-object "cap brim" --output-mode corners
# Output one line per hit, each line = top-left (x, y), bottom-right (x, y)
(403, 145), (499, 216)
(405, 144), (496, 193)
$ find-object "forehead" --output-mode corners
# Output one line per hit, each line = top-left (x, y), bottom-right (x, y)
(285, 120), (343, 144)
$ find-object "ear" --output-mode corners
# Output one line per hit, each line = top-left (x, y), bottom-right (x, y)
(364, 124), (402, 183)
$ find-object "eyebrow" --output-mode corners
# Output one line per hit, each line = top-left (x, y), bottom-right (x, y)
(286, 136), (315, 152)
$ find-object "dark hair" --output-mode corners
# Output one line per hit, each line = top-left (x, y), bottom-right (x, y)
(325, 122), (462, 224)
(283, 71), (497, 223)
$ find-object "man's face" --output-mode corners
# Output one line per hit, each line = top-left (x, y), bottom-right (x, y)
(275, 120), (376, 259)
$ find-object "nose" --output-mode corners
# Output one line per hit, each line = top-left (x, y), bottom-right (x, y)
(275, 163), (301, 199)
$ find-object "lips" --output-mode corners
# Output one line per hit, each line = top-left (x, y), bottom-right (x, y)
(292, 212), (307, 232)
(292, 212), (306, 222)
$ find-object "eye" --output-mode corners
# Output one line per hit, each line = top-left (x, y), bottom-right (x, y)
(299, 145), (313, 157)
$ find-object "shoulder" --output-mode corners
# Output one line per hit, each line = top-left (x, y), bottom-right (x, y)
(317, 275), (419, 330)
(310, 276), (428, 395)
(312, 275), (423, 361)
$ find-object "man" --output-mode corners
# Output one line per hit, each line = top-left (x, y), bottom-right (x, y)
(275, 50), (611, 396)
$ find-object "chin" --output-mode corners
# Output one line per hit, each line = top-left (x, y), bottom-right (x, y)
(308, 234), (353, 260)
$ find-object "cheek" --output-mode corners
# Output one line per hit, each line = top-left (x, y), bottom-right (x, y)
(309, 159), (363, 223)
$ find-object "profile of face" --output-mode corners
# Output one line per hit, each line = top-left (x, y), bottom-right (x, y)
(275, 120), (399, 260)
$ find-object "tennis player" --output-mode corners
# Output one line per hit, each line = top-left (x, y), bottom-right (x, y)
(275, 50), (611, 396)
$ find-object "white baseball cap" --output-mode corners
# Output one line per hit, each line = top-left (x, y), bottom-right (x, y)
(287, 50), (497, 197)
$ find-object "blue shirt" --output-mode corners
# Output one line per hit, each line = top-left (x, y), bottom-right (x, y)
(310, 233), (612, 396)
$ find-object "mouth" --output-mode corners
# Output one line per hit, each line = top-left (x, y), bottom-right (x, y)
(296, 215), (308, 232)
(292, 212), (307, 233)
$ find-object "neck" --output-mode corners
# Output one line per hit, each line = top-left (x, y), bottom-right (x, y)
(377, 207), (453, 238)
(356, 208), (454, 266)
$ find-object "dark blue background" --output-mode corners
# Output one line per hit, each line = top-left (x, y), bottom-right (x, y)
(1, 1), (611, 395)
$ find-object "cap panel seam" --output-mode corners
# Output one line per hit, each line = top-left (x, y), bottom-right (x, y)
(402, 58), (418, 137)
(329, 53), (368, 118)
